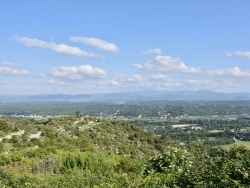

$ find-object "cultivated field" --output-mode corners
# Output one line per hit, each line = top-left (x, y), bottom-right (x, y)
(220, 141), (250, 149)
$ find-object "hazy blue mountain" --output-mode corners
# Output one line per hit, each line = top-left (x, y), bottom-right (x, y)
(1, 90), (250, 102)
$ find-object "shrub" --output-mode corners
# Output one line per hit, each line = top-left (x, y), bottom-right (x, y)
(32, 155), (61, 174)
(0, 119), (11, 132)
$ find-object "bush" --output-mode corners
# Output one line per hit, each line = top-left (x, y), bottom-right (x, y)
(142, 146), (250, 187)
(0, 119), (11, 132)
(32, 155), (61, 174)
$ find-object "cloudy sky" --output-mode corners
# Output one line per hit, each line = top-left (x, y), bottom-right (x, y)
(1, 1), (250, 95)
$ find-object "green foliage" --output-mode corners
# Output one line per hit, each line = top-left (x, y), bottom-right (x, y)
(32, 155), (61, 174)
(116, 156), (143, 173)
(75, 110), (81, 118)
(61, 151), (120, 175)
(1, 115), (250, 187)
(142, 145), (250, 187)
(30, 138), (42, 146)
(181, 146), (250, 187)
(142, 146), (193, 186)
(0, 118), (11, 132)
(143, 146), (192, 175)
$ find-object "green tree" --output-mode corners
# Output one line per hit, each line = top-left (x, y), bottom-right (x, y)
(76, 111), (81, 119)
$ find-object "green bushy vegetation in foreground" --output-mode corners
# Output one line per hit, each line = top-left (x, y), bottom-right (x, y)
(0, 116), (250, 187)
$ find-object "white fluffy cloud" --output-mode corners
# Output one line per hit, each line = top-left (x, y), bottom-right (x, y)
(150, 74), (181, 87)
(109, 74), (146, 89)
(126, 75), (143, 83)
(110, 80), (120, 86)
(49, 65), (107, 80)
(0, 62), (29, 76)
(143, 48), (163, 55)
(134, 55), (250, 77)
(13, 36), (100, 57)
(227, 50), (250, 59)
(134, 55), (199, 73)
(70, 36), (119, 52)
(204, 67), (250, 77)
(151, 74), (171, 80)
(47, 79), (66, 86)
(110, 74), (182, 90)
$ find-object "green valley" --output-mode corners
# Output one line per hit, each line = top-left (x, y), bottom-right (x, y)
(1, 101), (250, 187)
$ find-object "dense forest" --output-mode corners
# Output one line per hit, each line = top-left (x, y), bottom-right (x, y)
(0, 115), (250, 187)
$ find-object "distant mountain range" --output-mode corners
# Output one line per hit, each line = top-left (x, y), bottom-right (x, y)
(1, 90), (250, 102)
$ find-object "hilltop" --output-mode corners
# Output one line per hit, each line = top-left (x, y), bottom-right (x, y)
(0, 115), (167, 156)
(0, 115), (170, 187)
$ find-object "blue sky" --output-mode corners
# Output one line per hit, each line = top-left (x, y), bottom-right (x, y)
(1, 0), (250, 95)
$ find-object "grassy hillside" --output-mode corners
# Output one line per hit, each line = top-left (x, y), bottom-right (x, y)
(0, 115), (168, 156)
(0, 116), (250, 187)
(0, 116), (170, 187)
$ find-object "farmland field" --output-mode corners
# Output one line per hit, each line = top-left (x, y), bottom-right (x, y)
(209, 130), (225, 133)
(220, 141), (250, 149)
